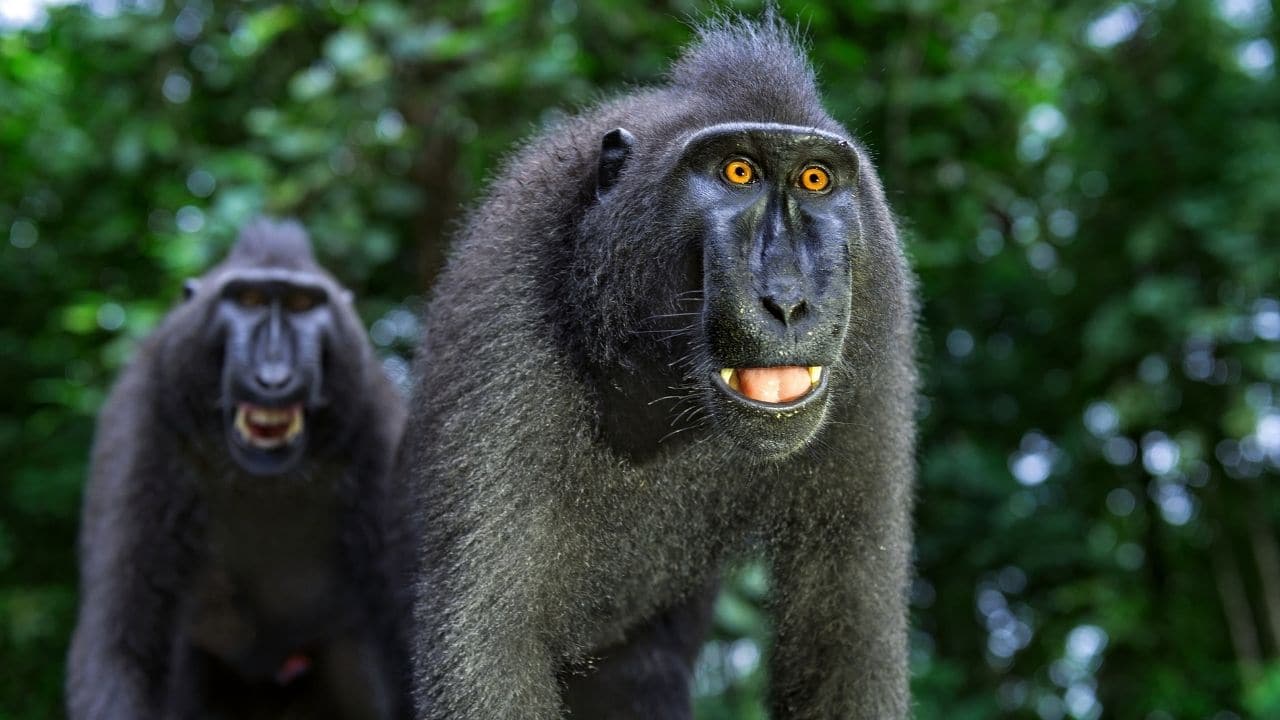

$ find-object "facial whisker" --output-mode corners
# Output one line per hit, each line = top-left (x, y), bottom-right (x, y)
(643, 311), (700, 321)
(670, 404), (703, 428)
(647, 393), (688, 406)
(632, 326), (694, 338)
(657, 414), (709, 444)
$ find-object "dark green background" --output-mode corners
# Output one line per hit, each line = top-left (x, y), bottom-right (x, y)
(2, 0), (1278, 717)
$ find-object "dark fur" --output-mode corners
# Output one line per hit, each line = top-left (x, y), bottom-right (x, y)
(67, 219), (414, 719)
(406, 17), (916, 719)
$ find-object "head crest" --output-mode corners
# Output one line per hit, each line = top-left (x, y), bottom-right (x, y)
(667, 13), (825, 124)
(228, 217), (317, 269)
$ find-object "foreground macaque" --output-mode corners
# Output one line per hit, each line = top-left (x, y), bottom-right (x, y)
(406, 16), (917, 720)
(68, 219), (413, 719)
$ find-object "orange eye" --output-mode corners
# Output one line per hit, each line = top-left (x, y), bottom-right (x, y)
(800, 166), (831, 192)
(237, 288), (266, 308)
(723, 159), (755, 185)
(286, 291), (317, 312)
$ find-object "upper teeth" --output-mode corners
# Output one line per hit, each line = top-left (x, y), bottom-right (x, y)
(247, 407), (293, 425)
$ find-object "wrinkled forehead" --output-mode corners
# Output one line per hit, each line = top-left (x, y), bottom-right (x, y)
(678, 122), (859, 167)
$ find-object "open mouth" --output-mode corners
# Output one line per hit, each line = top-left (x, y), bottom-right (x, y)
(714, 365), (825, 408)
(233, 402), (304, 449)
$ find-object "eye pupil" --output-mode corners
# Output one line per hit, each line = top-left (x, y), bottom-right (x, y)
(723, 160), (754, 185)
(801, 166), (830, 191)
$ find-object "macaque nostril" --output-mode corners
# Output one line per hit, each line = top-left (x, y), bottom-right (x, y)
(762, 295), (808, 327)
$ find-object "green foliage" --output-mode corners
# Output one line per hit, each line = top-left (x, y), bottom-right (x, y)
(2, 0), (1278, 717)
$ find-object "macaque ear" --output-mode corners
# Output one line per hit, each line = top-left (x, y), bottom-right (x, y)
(182, 279), (201, 301)
(596, 127), (635, 200)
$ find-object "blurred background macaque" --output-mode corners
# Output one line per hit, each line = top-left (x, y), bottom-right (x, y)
(65, 219), (412, 719)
